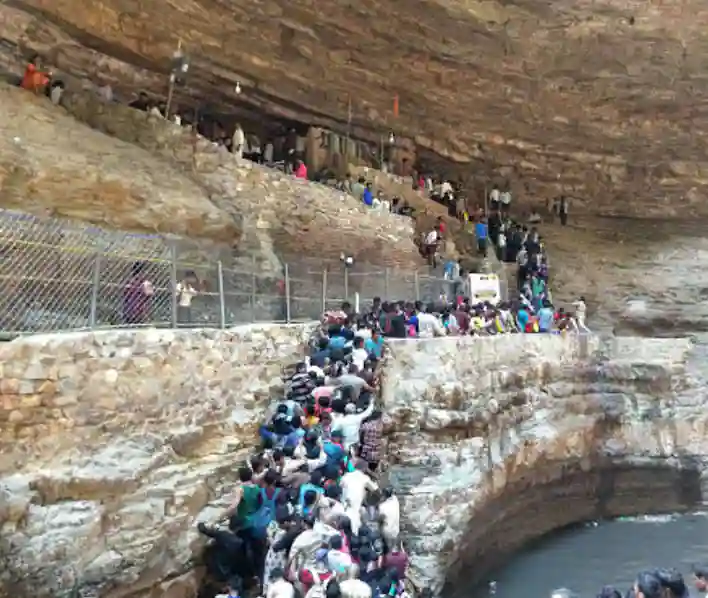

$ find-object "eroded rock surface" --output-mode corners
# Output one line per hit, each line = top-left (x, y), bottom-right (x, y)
(0, 327), (696, 598)
(0, 84), (424, 271)
(0, 323), (316, 598)
(382, 334), (696, 594)
(0, 85), (237, 242)
(3, 0), (708, 214)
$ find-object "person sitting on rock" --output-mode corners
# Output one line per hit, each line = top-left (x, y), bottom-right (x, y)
(45, 79), (65, 106)
(362, 184), (374, 207)
(21, 54), (50, 94)
(129, 91), (150, 111)
(294, 160), (308, 180)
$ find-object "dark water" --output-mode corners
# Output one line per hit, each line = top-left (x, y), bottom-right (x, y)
(472, 514), (708, 598)
(467, 219), (708, 598)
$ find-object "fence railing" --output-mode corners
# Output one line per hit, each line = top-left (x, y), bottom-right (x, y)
(0, 209), (503, 335)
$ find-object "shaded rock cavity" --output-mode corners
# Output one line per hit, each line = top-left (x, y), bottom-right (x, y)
(381, 334), (697, 594)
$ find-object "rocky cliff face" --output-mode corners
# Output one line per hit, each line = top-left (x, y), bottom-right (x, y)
(0, 84), (424, 273)
(382, 334), (696, 594)
(0, 324), (316, 598)
(0, 327), (696, 598)
(2, 0), (708, 215)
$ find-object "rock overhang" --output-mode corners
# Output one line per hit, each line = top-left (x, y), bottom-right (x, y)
(4, 0), (708, 214)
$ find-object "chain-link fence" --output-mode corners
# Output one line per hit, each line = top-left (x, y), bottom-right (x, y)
(0, 209), (508, 335)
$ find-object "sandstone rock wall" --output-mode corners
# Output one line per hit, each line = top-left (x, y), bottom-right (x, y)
(4, 0), (708, 216)
(57, 89), (423, 271)
(381, 334), (695, 595)
(0, 323), (316, 598)
(0, 328), (695, 598)
(0, 85), (237, 243)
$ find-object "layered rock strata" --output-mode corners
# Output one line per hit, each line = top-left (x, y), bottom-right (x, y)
(0, 329), (694, 598)
(381, 334), (695, 595)
(4, 0), (708, 214)
(0, 84), (424, 272)
(0, 323), (317, 598)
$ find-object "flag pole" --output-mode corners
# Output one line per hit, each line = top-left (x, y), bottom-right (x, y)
(345, 95), (352, 160)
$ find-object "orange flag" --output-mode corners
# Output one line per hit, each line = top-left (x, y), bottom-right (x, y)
(393, 94), (399, 118)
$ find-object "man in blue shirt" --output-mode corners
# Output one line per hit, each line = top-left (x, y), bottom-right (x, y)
(538, 300), (555, 332)
(364, 330), (384, 359)
(362, 183), (374, 206)
(517, 306), (530, 333)
(474, 219), (488, 257)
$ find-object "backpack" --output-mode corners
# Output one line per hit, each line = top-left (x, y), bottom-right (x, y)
(305, 570), (333, 598)
(249, 487), (281, 536)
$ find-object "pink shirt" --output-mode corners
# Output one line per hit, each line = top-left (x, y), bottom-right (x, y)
(295, 164), (308, 179)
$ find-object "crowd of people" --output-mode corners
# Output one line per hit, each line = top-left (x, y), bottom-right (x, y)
(419, 209), (589, 335)
(196, 285), (591, 597)
(199, 304), (405, 598)
(592, 566), (708, 598)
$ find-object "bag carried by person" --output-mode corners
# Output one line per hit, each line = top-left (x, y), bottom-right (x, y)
(249, 487), (281, 536)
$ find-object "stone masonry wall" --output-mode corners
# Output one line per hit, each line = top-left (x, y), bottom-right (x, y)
(381, 334), (696, 595)
(0, 323), (316, 598)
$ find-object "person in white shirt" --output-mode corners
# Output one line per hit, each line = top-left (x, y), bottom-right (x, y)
(340, 461), (379, 534)
(497, 228), (507, 260)
(489, 185), (500, 206)
(572, 296), (590, 332)
(423, 229), (439, 266)
(424, 229), (439, 246)
(350, 337), (369, 371)
(232, 124), (245, 158)
(500, 189), (512, 214)
(378, 487), (400, 551)
(266, 568), (295, 598)
(338, 578), (373, 598)
(331, 401), (374, 450)
(176, 271), (200, 325)
(416, 306), (446, 338)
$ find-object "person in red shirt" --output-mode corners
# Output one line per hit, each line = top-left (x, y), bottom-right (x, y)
(294, 160), (308, 179)
(436, 216), (447, 236)
(21, 55), (50, 94)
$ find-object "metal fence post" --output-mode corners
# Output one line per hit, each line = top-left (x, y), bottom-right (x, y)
(89, 253), (101, 328)
(217, 260), (226, 329)
(170, 243), (178, 328)
(285, 263), (291, 323)
(414, 270), (420, 301)
(384, 267), (390, 300)
(251, 254), (257, 323)
(321, 269), (328, 314)
(344, 267), (349, 301)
